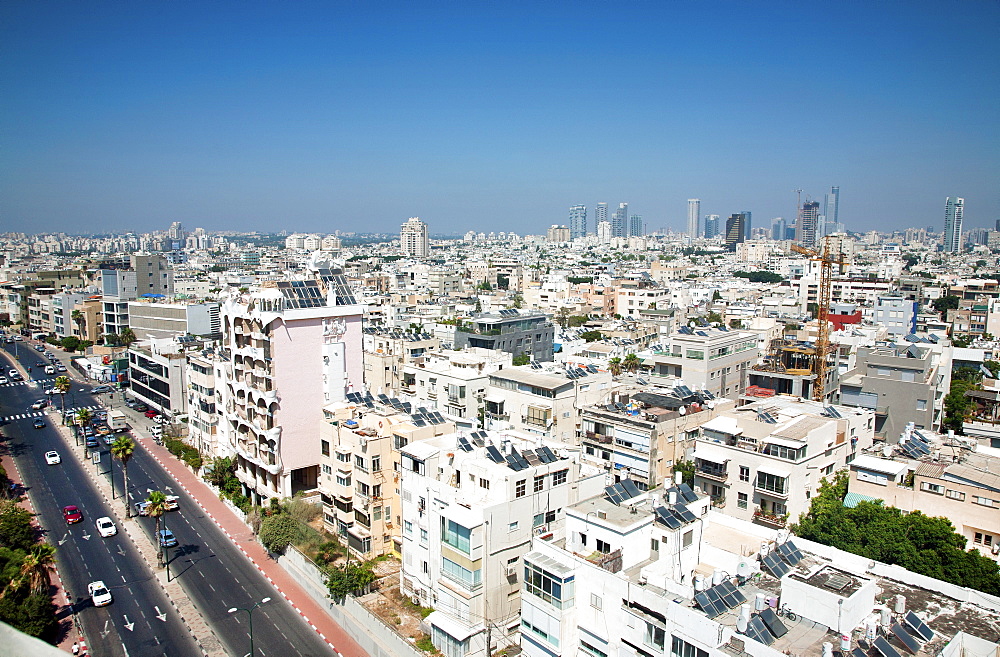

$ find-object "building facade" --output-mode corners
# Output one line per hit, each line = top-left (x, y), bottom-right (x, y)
(401, 217), (430, 258)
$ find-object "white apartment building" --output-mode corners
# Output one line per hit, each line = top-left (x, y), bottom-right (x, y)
(402, 347), (511, 426)
(694, 397), (874, 527)
(218, 273), (364, 502)
(401, 217), (430, 258)
(363, 326), (440, 396)
(399, 431), (605, 657)
(127, 338), (191, 418)
(484, 365), (613, 442)
(186, 353), (219, 455)
(641, 327), (759, 400)
(128, 299), (221, 341)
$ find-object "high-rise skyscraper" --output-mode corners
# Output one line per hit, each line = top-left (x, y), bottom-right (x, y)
(770, 217), (785, 241)
(943, 196), (964, 253)
(612, 203), (628, 238)
(687, 199), (701, 238)
(824, 187), (840, 229)
(629, 215), (644, 237)
(796, 201), (820, 246)
(725, 214), (747, 251)
(569, 205), (588, 239)
(595, 202), (608, 229)
(742, 210), (752, 240)
(400, 217), (429, 257)
(704, 215), (720, 239)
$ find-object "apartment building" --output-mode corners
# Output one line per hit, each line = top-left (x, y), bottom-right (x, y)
(100, 268), (138, 337)
(848, 445), (1000, 564)
(127, 338), (192, 417)
(402, 347), (511, 426)
(186, 353), (219, 455)
(838, 339), (951, 441)
(580, 385), (736, 489)
(399, 431), (605, 657)
(640, 326), (759, 400)
(319, 396), (456, 558)
(128, 300), (221, 341)
(453, 310), (555, 363)
(694, 396), (874, 527)
(362, 326), (440, 396)
(485, 365), (612, 442)
(218, 272), (364, 503)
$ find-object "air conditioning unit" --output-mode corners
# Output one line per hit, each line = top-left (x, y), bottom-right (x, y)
(505, 565), (517, 577)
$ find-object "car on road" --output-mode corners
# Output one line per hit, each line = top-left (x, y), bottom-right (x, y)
(0, 376), (7, 385)
(31, 399), (48, 410)
(9, 372), (21, 381)
(165, 495), (179, 511)
(56, 364), (67, 372)
(91, 385), (112, 394)
(33, 418), (46, 429)
(44, 451), (60, 465)
(85, 436), (99, 448)
(96, 517), (117, 538)
(134, 501), (150, 516)
(158, 529), (178, 548)
(62, 505), (83, 524)
(34, 344), (45, 352)
(145, 409), (159, 419)
(94, 424), (111, 436)
(88, 581), (113, 607)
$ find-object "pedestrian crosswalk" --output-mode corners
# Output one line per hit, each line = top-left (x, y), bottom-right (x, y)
(0, 377), (61, 388)
(1, 404), (103, 423)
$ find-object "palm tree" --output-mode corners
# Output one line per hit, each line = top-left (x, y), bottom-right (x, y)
(119, 327), (137, 347)
(623, 353), (641, 374)
(608, 357), (623, 377)
(146, 491), (168, 566)
(54, 375), (71, 422)
(75, 408), (92, 455)
(0, 544), (56, 600)
(111, 436), (135, 516)
(71, 309), (85, 339)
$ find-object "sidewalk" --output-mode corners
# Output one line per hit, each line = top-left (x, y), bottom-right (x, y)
(128, 422), (368, 657)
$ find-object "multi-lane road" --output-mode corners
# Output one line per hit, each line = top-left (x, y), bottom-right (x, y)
(1, 338), (337, 656)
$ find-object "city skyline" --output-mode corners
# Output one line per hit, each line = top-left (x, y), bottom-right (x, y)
(2, 2), (998, 236)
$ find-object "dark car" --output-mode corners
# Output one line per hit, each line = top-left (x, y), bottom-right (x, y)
(33, 418), (46, 429)
(62, 505), (83, 524)
(85, 436), (99, 448)
(134, 403), (148, 413)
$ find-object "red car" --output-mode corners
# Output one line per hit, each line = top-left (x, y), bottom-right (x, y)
(63, 505), (83, 524)
(144, 409), (158, 419)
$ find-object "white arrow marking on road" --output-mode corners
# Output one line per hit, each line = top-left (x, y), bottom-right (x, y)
(102, 620), (111, 638)
(82, 533), (91, 540)
(58, 534), (68, 545)
(164, 486), (173, 492)
(117, 545), (126, 556)
(154, 606), (167, 622)
(123, 614), (134, 631)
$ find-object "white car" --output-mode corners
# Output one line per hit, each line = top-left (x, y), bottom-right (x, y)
(44, 451), (61, 465)
(88, 581), (112, 607)
(96, 517), (117, 538)
(0, 376), (7, 385)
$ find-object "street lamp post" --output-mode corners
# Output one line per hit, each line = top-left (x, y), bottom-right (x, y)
(228, 597), (271, 657)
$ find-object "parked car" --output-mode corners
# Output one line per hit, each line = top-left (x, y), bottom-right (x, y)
(96, 517), (117, 538)
(34, 344), (45, 352)
(134, 501), (150, 516)
(85, 436), (99, 448)
(145, 409), (159, 419)
(158, 529), (178, 548)
(44, 451), (61, 465)
(88, 581), (112, 607)
(56, 364), (67, 372)
(91, 385), (112, 394)
(134, 403), (148, 413)
(62, 505), (83, 524)
(0, 376), (7, 385)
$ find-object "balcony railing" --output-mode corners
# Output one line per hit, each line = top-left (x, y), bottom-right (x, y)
(754, 482), (789, 499)
(753, 508), (788, 528)
(696, 467), (728, 481)
(585, 430), (613, 444)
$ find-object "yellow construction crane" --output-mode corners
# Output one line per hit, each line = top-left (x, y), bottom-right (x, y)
(791, 237), (848, 402)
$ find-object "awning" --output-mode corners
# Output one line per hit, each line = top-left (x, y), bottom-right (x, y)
(763, 436), (805, 449)
(756, 465), (791, 479)
(484, 394), (506, 404)
(843, 492), (882, 508)
(692, 448), (729, 464)
(426, 611), (483, 642)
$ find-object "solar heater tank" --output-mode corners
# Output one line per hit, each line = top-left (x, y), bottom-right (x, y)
(669, 491), (678, 505)
(880, 607), (891, 627)
(754, 593), (768, 611)
(894, 595), (906, 614)
(823, 643), (834, 657)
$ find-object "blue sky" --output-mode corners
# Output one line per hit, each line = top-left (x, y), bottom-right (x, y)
(2, 1), (998, 236)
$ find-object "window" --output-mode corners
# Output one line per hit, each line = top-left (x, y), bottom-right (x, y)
(823, 463), (835, 475)
(596, 539), (611, 554)
(650, 538), (658, 552)
(403, 520), (413, 534)
(441, 518), (472, 554)
(479, 477), (490, 489)
(515, 480), (526, 498)
(321, 440), (330, 456)
(523, 561), (574, 609)
(553, 470), (568, 486)
(372, 455), (381, 472)
(581, 641), (607, 657)
(521, 618), (559, 648)
(683, 530), (693, 548)
(946, 489), (966, 501)
(974, 532), (994, 546)
(672, 636), (708, 657)
(525, 405), (552, 427)
(420, 528), (428, 545)
(590, 593), (602, 610)
(644, 622), (665, 650)
(322, 464), (332, 475)
(973, 496), (997, 507)
(756, 471), (787, 495)
(920, 482), (944, 495)
(432, 624), (470, 657)
(739, 466), (750, 482)
(442, 556), (481, 589)
(916, 399), (927, 411)
(336, 451), (350, 463)
(355, 455), (367, 472)
(737, 492), (748, 509)
(509, 521), (518, 532)
(336, 474), (351, 487)
(534, 476), (545, 493)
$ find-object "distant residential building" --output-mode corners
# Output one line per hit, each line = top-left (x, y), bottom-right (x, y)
(402, 347), (510, 426)
(873, 295), (918, 336)
(595, 202), (608, 228)
(687, 199), (701, 238)
(596, 220), (613, 244)
(568, 204), (587, 239)
(628, 215), (643, 237)
(771, 216), (786, 240)
(454, 310), (554, 363)
(796, 201), (820, 246)
(132, 252), (174, 297)
(942, 196), (964, 253)
(401, 217), (430, 258)
(640, 327), (758, 400)
(362, 326), (440, 397)
(546, 225), (571, 243)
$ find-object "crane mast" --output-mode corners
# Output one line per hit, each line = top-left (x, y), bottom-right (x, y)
(790, 237), (847, 402)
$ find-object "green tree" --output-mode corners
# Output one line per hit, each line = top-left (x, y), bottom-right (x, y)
(580, 330), (603, 342)
(712, 290), (722, 302)
(259, 514), (299, 554)
(54, 376), (71, 421)
(59, 336), (80, 352)
(111, 436), (136, 517)
(672, 460), (695, 487)
(496, 274), (510, 290)
(510, 293), (524, 309)
(932, 295), (960, 314)
(568, 315), (589, 327)
(75, 409), (93, 456)
(555, 307), (570, 329)
(71, 309), (85, 337)
(512, 353), (530, 366)
(326, 561), (376, 600)
(623, 353), (641, 374)
(0, 503), (36, 552)
(608, 357), (623, 377)
(146, 491), (168, 566)
(705, 311), (723, 324)
(119, 327), (137, 347)
(733, 270), (784, 284)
